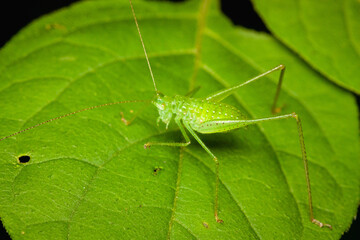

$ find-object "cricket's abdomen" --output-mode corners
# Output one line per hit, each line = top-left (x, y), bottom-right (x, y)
(173, 96), (247, 134)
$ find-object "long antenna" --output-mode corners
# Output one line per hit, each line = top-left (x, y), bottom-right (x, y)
(0, 100), (150, 142)
(129, 0), (159, 96)
(1, 1), (156, 142)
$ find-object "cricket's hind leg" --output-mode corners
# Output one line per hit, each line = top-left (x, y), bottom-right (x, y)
(228, 113), (332, 229)
(205, 64), (286, 114)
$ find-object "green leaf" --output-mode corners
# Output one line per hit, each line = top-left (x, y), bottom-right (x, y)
(0, 0), (358, 239)
(251, 0), (360, 94)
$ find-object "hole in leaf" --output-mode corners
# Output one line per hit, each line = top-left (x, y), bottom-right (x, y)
(153, 166), (163, 175)
(18, 155), (30, 164)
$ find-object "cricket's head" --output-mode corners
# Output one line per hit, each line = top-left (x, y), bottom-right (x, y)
(153, 92), (173, 129)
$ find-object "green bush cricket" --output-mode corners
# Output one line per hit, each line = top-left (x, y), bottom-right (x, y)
(0, 0), (332, 230)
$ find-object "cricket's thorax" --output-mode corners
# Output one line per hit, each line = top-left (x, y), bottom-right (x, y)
(153, 95), (247, 133)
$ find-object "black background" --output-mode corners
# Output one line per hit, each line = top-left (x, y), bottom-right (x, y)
(0, 0), (358, 239)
